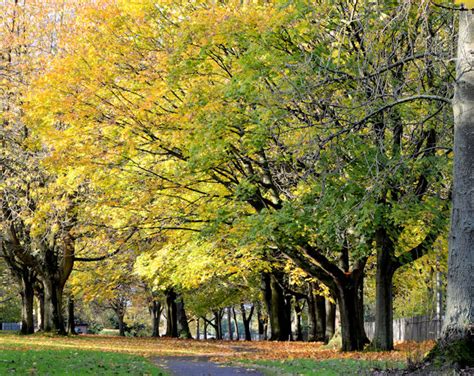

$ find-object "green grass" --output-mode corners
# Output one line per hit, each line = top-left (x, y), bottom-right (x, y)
(242, 358), (405, 376)
(0, 348), (167, 375)
(98, 328), (121, 336)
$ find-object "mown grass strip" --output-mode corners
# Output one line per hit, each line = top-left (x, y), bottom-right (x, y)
(236, 358), (405, 376)
(0, 348), (168, 375)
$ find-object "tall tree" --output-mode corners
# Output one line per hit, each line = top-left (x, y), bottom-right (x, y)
(431, 6), (474, 367)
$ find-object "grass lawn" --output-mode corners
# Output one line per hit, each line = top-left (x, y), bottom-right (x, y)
(241, 358), (404, 376)
(0, 348), (167, 375)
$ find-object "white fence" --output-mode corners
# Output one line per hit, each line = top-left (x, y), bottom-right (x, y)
(365, 315), (442, 342)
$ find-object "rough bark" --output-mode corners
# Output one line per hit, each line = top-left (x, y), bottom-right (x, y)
(307, 286), (317, 342)
(373, 240), (395, 350)
(325, 300), (336, 343)
(42, 276), (66, 334)
(256, 303), (265, 340)
(35, 285), (45, 331)
(294, 299), (303, 341)
(373, 226), (439, 350)
(227, 307), (233, 340)
(165, 289), (178, 338)
(315, 295), (326, 342)
(240, 303), (254, 341)
(232, 307), (240, 340)
(117, 312), (125, 337)
(284, 246), (368, 350)
(432, 11), (474, 368)
(67, 296), (76, 335)
(19, 269), (35, 335)
(335, 276), (369, 351)
(263, 272), (291, 341)
(176, 297), (192, 339)
(38, 232), (75, 335)
(213, 310), (223, 340)
(151, 300), (161, 337)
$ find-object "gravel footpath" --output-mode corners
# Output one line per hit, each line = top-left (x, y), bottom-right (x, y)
(152, 356), (265, 376)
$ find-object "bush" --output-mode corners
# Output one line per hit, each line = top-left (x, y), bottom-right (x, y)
(86, 322), (104, 335)
(124, 323), (149, 337)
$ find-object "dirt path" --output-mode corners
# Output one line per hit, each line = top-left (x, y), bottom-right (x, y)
(152, 356), (265, 376)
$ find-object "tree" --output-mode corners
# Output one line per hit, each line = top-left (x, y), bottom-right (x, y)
(430, 5), (474, 367)
(0, 0), (93, 335)
(26, 0), (456, 351)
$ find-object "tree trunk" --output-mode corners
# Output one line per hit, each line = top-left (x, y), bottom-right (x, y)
(325, 300), (336, 343)
(232, 307), (240, 340)
(35, 286), (45, 331)
(177, 297), (192, 339)
(315, 295), (326, 342)
(19, 270), (35, 335)
(42, 276), (66, 334)
(165, 289), (178, 337)
(373, 243), (395, 350)
(434, 11), (474, 367)
(151, 300), (161, 337)
(294, 299), (303, 341)
(307, 287), (317, 342)
(213, 310), (223, 340)
(227, 307), (233, 340)
(196, 317), (200, 340)
(335, 277), (368, 351)
(203, 315), (208, 340)
(371, 226), (397, 351)
(67, 296), (76, 335)
(256, 303), (265, 341)
(307, 283), (326, 342)
(240, 303), (254, 341)
(263, 272), (291, 341)
(117, 311), (125, 336)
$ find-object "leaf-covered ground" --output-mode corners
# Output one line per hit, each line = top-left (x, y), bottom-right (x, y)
(0, 332), (434, 364)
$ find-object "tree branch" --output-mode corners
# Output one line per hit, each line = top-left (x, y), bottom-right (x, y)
(74, 229), (137, 262)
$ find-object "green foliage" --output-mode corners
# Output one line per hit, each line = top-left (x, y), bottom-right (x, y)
(0, 301), (21, 323)
(16, 0), (455, 332)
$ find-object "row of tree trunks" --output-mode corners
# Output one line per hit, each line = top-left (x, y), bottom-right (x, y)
(16, 270), (71, 336)
(13, 264), (71, 337)
(15, 274), (338, 343)
(307, 283), (326, 342)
